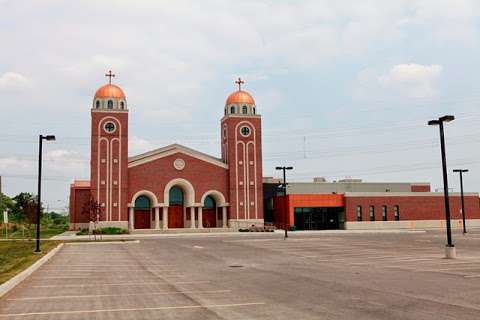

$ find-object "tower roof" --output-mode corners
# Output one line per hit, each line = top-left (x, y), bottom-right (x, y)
(94, 84), (126, 99)
(225, 77), (255, 105)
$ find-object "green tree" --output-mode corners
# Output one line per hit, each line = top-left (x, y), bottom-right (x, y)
(0, 193), (14, 217)
(11, 193), (41, 223)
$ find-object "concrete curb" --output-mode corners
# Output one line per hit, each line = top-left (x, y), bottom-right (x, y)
(0, 243), (64, 299)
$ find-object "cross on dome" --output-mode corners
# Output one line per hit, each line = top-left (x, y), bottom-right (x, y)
(105, 70), (115, 84)
(235, 77), (244, 91)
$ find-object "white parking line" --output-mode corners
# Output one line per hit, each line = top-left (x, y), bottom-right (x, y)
(31, 281), (211, 288)
(7, 290), (231, 301)
(32, 275), (185, 280)
(0, 302), (266, 317)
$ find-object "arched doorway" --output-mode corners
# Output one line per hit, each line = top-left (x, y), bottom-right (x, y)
(203, 196), (217, 227)
(134, 196), (151, 229)
(169, 186), (184, 228)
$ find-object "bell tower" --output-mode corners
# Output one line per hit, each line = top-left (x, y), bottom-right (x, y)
(221, 78), (264, 229)
(90, 71), (129, 226)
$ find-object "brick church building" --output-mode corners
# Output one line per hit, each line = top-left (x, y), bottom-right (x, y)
(70, 72), (480, 232)
(70, 74), (263, 231)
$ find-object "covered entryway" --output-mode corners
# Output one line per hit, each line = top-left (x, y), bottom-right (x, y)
(202, 196), (217, 228)
(169, 186), (184, 228)
(134, 196), (151, 229)
(294, 207), (343, 230)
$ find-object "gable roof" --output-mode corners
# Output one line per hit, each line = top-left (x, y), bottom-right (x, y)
(128, 143), (228, 169)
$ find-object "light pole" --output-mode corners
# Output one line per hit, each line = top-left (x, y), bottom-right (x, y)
(276, 166), (293, 239)
(453, 169), (469, 234)
(428, 115), (455, 258)
(35, 134), (56, 253)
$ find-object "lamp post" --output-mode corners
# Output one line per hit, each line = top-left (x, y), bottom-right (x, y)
(35, 134), (56, 253)
(428, 115), (455, 258)
(453, 169), (469, 234)
(276, 166), (293, 239)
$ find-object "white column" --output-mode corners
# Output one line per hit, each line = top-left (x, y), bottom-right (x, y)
(154, 207), (160, 229)
(129, 207), (134, 231)
(222, 206), (227, 228)
(190, 207), (196, 229)
(198, 207), (203, 229)
(162, 206), (168, 230)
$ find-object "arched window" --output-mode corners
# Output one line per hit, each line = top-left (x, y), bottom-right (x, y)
(120, 101), (125, 109)
(382, 205), (387, 221)
(253, 107), (256, 114)
(369, 206), (375, 221)
(95, 100), (100, 109)
(224, 108), (227, 115)
(394, 205), (400, 221)
(134, 196), (150, 209)
(242, 105), (248, 114)
(204, 196), (216, 209)
(230, 106), (235, 114)
(107, 100), (113, 109)
(356, 206), (362, 221)
(169, 186), (184, 205)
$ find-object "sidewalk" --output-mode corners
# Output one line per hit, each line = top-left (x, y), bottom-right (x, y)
(51, 228), (429, 241)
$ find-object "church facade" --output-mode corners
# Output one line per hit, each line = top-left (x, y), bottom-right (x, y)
(69, 74), (264, 231)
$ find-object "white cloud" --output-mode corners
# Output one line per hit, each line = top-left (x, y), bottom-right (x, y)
(354, 63), (444, 100)
(378, 64), (443, 98)
(128, 136), (156, 155)
(0, 72), (30, 91)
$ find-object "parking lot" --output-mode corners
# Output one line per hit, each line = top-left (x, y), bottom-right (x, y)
(1, 230), (480, 319)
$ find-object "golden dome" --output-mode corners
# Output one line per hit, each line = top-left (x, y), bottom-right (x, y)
(94, 84), (126, 99)
(226, 90), (255, 105)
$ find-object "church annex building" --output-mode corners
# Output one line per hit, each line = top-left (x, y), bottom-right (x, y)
(69, 73), (480, 232)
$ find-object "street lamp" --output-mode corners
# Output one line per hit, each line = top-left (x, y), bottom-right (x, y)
(453, 169), (469, 234)
(276, 166), (293, 239)
(428, 115), (455, 258)
(35, 134), (55, 253)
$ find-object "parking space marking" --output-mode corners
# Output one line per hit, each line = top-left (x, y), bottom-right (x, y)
(31, 280), (210, 288)
(0, 302), (266, 317)
(7, 289), (232, 301)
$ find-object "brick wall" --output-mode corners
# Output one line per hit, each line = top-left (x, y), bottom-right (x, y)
(344, 194), (480, 222)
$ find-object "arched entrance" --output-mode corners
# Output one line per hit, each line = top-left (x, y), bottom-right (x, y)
(169, 186), (184, 228)
(203, 196), (217, 227)
(134, 196), (151, 229)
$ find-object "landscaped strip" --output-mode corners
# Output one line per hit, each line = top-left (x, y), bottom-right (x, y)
(0, 241), (61, 285)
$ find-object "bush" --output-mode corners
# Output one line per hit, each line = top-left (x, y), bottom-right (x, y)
(97, 227), (129, 235)
(239, 228), (249, 232)
(76, 228), (88, 235)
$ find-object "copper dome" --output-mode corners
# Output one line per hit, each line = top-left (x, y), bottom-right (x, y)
(94, 84), (126, 99)
(225, 90), (255, 105)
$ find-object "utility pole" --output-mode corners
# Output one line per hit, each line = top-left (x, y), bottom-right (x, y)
(276, 166), (293, 239)
(428, 115), (455, 258)
(453, 169), (469, 234)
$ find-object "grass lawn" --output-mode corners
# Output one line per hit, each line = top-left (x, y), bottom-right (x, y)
(1, 225), (68, 239)
(0, 240), (60, 285)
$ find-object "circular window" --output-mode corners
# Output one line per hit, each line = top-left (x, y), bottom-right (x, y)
(240, 126), (251, 137)
(104, 121), (116, 133)
(173, 158), (185, 170)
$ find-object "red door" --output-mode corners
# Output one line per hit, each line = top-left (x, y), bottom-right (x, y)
(203, 208), (216, 228)
(169, 205), (184, 228)
(134, 209), (150, 229)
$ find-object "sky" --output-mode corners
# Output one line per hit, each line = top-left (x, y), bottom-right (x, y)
(1, 0), (480, 212)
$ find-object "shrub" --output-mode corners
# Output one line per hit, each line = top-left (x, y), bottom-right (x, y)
(97, 227), (128, 235)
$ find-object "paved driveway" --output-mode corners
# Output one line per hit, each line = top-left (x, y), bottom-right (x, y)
(1, 230), (480, 319)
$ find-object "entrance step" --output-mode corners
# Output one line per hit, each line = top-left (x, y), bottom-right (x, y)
(132, 228), (234, 234)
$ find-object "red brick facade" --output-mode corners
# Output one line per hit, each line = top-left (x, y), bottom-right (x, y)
(344, 194), (480, 222)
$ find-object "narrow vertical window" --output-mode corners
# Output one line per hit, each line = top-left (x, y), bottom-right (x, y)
(120, 101), (125, 109)
(242, 105), (248, 114)
(382, 205), (387, 221)
(253, 107), (256, 114)
(95, 100), (100, 109)
(107, 100), (113, 109)
(356, 206), (362, 221)
(394, 205), (400, 221)
(230, 106), (235, 114)
(369, 206), (375, 221)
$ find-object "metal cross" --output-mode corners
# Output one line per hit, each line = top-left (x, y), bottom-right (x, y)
(105, 70), (115, 84)
(235, 77), (244, 91)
